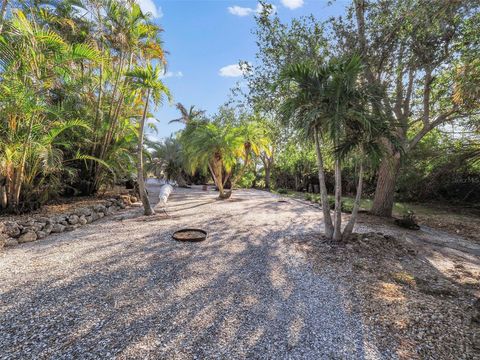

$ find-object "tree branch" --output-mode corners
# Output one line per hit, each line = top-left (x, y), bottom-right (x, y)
(408, 107), (458, 151)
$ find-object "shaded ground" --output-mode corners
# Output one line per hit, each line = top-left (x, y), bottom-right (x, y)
(287, 190), (480, 245)
(1, 183), (384, 359)
(1, 182), (478, 359)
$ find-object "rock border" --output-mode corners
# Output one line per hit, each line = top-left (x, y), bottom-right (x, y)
(0, 195), (138, 249)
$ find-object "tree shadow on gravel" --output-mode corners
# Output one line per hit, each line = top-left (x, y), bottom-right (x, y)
(8, 187), (474, 358)
(0, 189), (381, 359)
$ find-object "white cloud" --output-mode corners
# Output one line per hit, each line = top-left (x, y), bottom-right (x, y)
(136, 0), (163, 18)
(161, 71), (183, 79)
(228, 3), (277, 17)
(228, 5), (254, 16)
(281, 0), (304, 9)
(219, 64), (250, 77)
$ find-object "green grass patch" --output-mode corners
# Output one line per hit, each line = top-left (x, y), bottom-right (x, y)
(301, 191), (414, 215)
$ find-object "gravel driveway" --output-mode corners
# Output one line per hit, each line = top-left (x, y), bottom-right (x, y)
(0, 183), (385, 359)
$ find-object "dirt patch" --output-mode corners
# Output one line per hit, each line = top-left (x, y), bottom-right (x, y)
(415, 213), (480, 245)
(287, 232), (480, 359)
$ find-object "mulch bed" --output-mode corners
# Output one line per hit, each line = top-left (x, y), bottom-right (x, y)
(286, 232), (480, 359)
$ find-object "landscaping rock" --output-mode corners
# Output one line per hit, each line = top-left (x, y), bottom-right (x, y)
(36, 231), (47, 239)
(18, 231), (37, 243)
(51, 224), (65, 233)
(31, 222), (45, 232)
(93, 204), (106, 213)
(130, 196), (138, 203)
(4, 238), (18, 247)
(75, 207), (92, 217)
(43, 224), (53, 235)
(19, 218), (34, 227)
(68, 214), (79, 225)
(4, 221), (21, 238)
(0, 196), (132, 248)
(120, 195), (131, 205)
(36, 217), (52, 224)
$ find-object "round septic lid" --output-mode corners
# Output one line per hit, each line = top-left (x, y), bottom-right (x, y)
(172, 228), (207, 242)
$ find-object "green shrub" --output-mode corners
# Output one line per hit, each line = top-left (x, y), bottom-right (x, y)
(329, 197), (336, 209)
(304, 193), (313, 201)
(277, 188), (288, 194)
(341, 202), (353, 213)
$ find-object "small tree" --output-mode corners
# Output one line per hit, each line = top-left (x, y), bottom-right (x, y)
(279, 55), (393, 240)
(126, 63), (171, 215)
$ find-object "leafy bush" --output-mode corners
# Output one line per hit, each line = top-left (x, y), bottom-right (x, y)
(341, 202), (353, 213)
(277, 188), (288, 194)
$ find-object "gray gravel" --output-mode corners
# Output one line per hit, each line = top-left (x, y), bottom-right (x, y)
(0, 182), (386, 359)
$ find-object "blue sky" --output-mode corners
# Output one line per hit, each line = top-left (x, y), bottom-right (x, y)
(139, 0), (348, 140)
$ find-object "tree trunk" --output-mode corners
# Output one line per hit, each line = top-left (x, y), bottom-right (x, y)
(0, 0), (8, 33)
(208, 163), (218, 187)
(264, 164), (271, 191)
(261, 155), (273, 191)
(332, 158), (342, 241)
(251, 164), (257, 188)
(137, 89), (154, 216)
(342, 161), (364, 240)
(11, 116), (34, 210)
(370, 153), (401, 217)
(0, 182), (7, 209)
(313, 127), (334, 239)
(208, 160), (230, 199)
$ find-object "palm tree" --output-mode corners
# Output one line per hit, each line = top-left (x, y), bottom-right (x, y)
(336, 109), (395, 239)
(279, 55), (384, 241)
(279, 60), (335, 238)
(180, 119), (269, 199)
(228, 120), (271, 191)
(92, 1), (165, 191)
(324, 56), (366, 240)
(126, 63), (171, 215)
(146, 137), (186, 184)
(169, 103), (206, 124)
(181, 122), (237, 199)
(0, 9), (98, 211)
(0, 0), (7, 32)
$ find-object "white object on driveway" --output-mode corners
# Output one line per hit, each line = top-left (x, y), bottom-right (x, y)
(158, 184), (174, 208)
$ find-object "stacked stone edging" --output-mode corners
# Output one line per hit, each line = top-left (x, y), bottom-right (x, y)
(0, 195), (138, 249)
